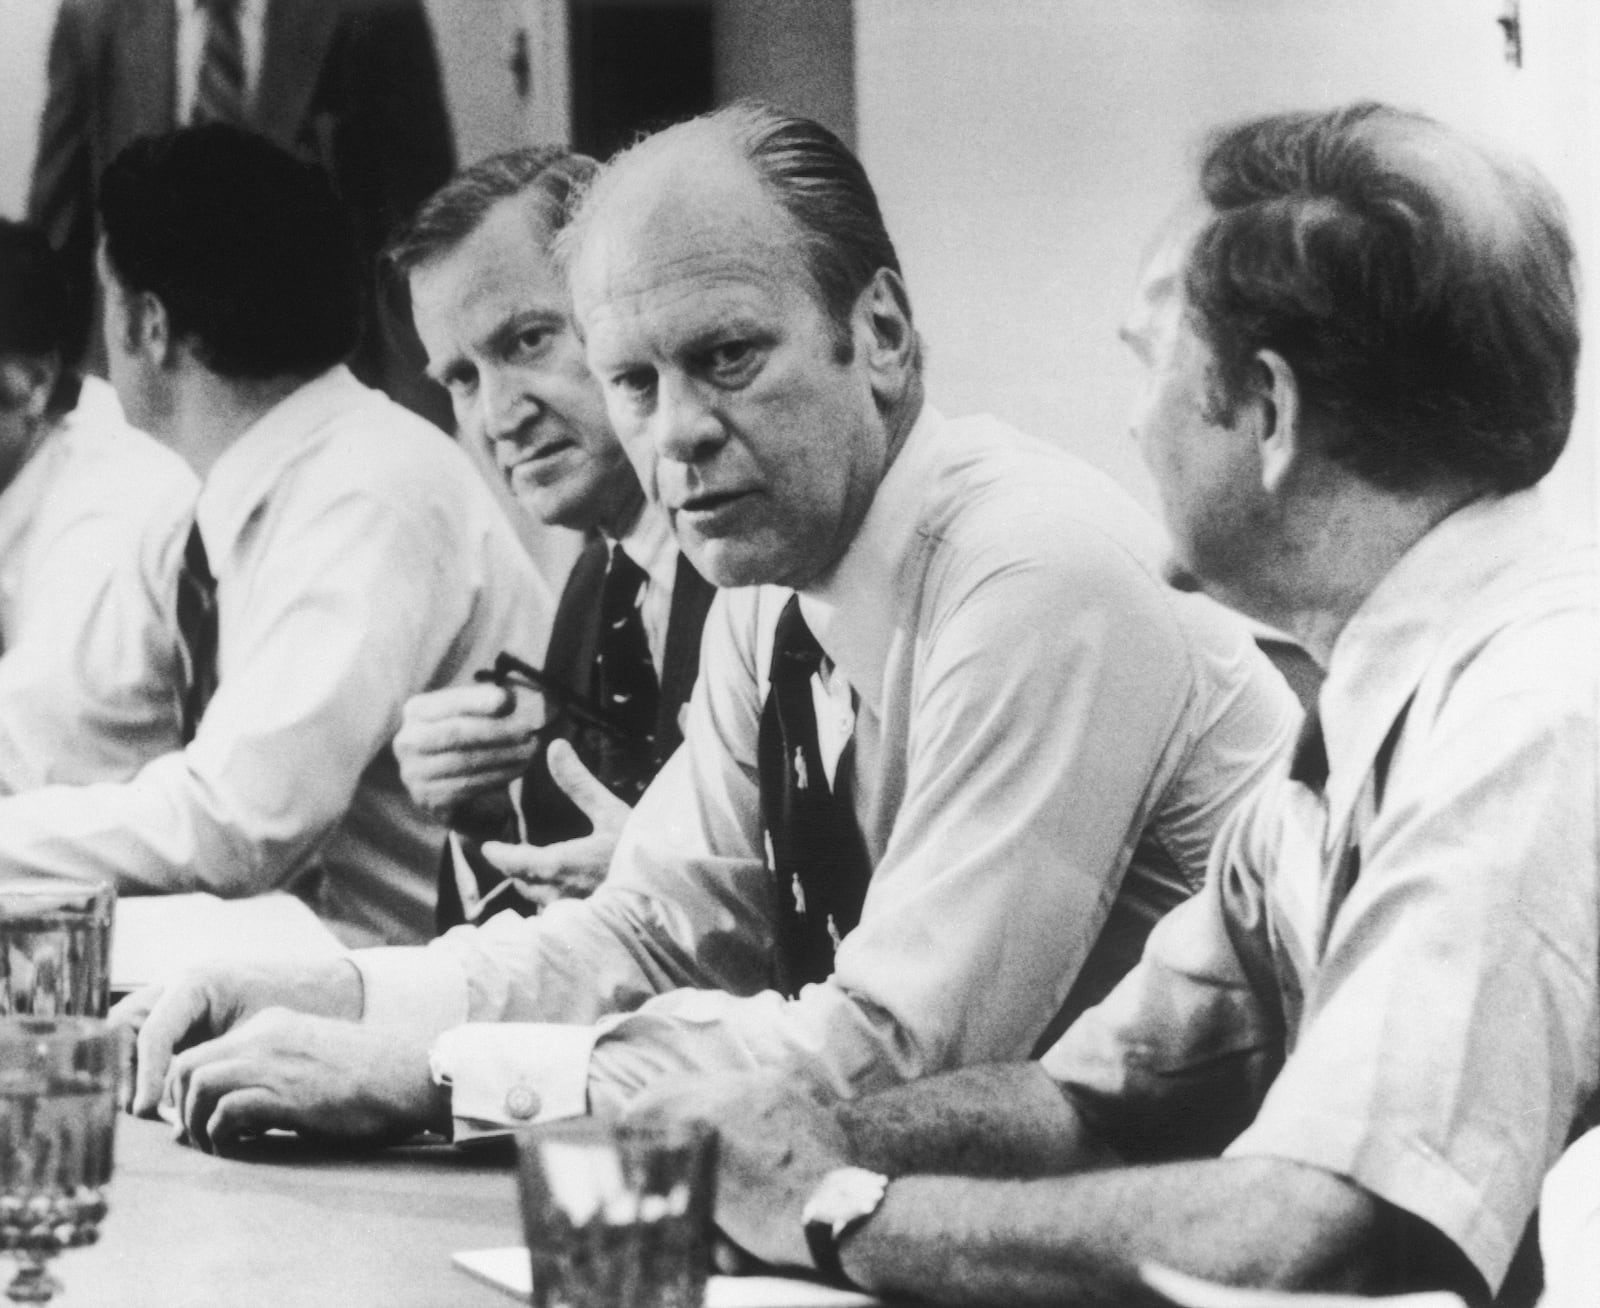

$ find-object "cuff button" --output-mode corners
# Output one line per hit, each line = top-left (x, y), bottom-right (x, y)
(505, 1084), (542, 1121)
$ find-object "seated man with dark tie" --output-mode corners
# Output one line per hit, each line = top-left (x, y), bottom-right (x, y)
(0, 124), (549, 948)
(0, 218), (196, 793)
(382, 147), (715, 929)
(627, 104), (1599, 1306)
(116, 104), (1299, 1148)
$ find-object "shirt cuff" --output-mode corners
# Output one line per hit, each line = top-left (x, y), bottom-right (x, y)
(351, 944), (470, 1039)
(429, 1022), (599, 1142)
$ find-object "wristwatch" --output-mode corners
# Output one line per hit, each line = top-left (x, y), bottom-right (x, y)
(801, 1167), (889, 1289)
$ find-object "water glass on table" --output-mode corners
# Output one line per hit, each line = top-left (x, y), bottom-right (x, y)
(0, 1018), (126, 1303)
(516, 1118), (718, 1308)
(0, 884), (114, 1019)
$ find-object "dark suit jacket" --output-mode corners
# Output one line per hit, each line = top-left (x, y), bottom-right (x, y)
(437, 540), (717, 930)
(27, 0), (454, 421)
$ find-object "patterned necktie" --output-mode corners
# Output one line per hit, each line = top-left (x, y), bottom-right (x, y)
(176, 522), (219, 743)
(757, 595), (872, 997)
(192, 0), (246, 125)
(591, 546), (660, 803)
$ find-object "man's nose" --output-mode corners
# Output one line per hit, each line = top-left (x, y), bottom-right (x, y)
(651, 374), (726, 464)
(478, 367), (539, 447)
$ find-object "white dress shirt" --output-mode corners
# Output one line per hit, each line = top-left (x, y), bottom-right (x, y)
(175, 0), (268, 122)
(615, 499), (677, 675)
(356, 405), (1299, 1130)
(1540, 1126), (1600, 1307)
(0, 368), (551, 947)
(1042, 488), (1599, 1296)
(0, 377), (196, 793)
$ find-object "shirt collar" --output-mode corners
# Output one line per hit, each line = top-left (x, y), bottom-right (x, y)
(797, 402), (940, 713)
(196, 366), (372, 568)
(614, 499), (677, 593)
(1318, 485), (1570, 821)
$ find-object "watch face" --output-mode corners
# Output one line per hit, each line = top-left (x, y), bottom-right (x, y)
(803, 1167), (889, 1290)
(804, 1166), (890, 1234)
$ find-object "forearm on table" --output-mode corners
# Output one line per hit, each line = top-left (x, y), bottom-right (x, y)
(840, 1156), (1394, 1305)
(837, 1062), (1114, 1177)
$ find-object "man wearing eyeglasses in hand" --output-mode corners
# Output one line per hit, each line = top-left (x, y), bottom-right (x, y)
(386, 148), (716, 930)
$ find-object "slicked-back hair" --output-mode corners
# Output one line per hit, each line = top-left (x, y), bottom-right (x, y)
(1186, 102), (1578, 495)
(0, 219), (82, 415)
(98, 124), (362, 381)
(386, 146), (597, 277)
(566, 102), (917, 367)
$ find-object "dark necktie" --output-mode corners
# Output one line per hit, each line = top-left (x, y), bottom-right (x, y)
(590, 546), (660, 804)
(192, 0), (246, 125)
(176, 522), (219, 743)
(1288, 707), (1328, 794)
(758, 595), (872, 997)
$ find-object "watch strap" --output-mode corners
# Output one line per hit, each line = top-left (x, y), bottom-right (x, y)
(801, 1167), (889, 1289)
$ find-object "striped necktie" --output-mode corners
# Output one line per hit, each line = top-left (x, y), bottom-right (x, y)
(191, 0), (246, 125)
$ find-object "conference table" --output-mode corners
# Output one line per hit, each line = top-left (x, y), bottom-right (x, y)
(67, 1115), (523, 1307)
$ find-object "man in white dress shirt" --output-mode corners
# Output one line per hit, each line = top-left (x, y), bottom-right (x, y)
(0, 124), (549, 947)
(632, 103), (1598, 1306)
(117, 105), (1297, 1148)
(0, 217), (196, 794)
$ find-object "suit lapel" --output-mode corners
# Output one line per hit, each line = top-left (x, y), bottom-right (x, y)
(254, 0), (343, 147)
(545, 537), (611, 704)
(656, 553), (715, 755)
(116, 0), (179, 144)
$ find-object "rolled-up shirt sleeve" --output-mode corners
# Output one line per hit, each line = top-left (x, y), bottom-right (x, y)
(1223, 656), (1599, 1292)
(1047, 606), (1600, 1294)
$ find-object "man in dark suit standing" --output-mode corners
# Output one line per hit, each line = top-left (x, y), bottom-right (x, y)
(26, 0), (455, 424)
(386, 148), (716, 930)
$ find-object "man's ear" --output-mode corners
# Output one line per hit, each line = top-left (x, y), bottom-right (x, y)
(1252, 348), (1303, 495)
(113, 283), (174, 367)
(853, 268), (917, 408)
(133, 290), (175, 365)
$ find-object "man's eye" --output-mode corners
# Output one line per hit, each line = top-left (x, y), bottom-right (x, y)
(706, 341), (756, 380)
(610, 369), (657, 405)
(512, 327), (551, 357)
(442, 368), (477, 398)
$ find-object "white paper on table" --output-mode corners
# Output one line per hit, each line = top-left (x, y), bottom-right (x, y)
(112, 892), (345, 992)
(1140, 1264), (1467, 1308)
(453, 1247), (881, 1307)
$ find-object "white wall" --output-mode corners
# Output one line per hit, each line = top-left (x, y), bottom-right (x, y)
(856, 0), (1599, 531)
(0, 0), (58, 217)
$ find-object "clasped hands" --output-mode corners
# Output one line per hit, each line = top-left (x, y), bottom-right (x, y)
(394, 681), (631, 905)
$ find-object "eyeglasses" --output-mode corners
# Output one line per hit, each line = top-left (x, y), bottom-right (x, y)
(473, 650), (648, 744)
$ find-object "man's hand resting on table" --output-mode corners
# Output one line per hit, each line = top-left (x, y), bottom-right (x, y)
(626, 1070), (854, 1270)
(478, 739), (632, 907)
(394, 681), (544, 819)
(109, 958), (365, 1121)
(161, 1010), (449, 1154)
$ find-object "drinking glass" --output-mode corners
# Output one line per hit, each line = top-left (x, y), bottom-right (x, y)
(0, 1019), (125, 1303)
(516, 1118), (718, 1308)
(0, 884), (114, 1019)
